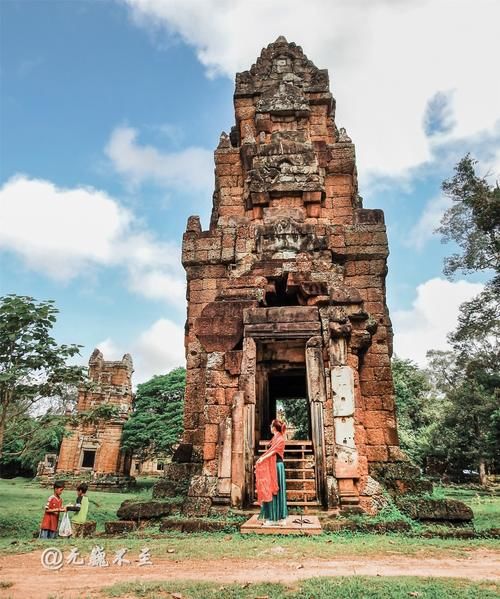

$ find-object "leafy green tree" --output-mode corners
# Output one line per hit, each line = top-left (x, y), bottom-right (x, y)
(0, 413), (66, 475)
(450, 280), (500, 369)
(392, 356), (443, 467)
(0, 295), (85, 464)
(280, 398), (310, 439)
(438, 154), (500, 277)
(431, 156), (500, 483)
(426, 350), (498, 484)
(121, 367), (185, 462)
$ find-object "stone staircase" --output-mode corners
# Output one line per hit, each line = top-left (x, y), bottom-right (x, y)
(258, 439), (321, 507)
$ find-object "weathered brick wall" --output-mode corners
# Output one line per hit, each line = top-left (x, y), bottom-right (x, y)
(180, 37), (399, 514)
(56, 349), (133, 477)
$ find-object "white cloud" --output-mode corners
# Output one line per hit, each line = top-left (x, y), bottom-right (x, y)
(97, 318), (185, 384)
(0, 175), (132, 280)
(0, 175), (185, 309)
(94, 338), (123, 361)
(105, 125), (213, 191)
(121, 0), (500, 180)
(392, 278), (484, 365)
(406, 195), (452, 250)
(135, 318), (185, 382)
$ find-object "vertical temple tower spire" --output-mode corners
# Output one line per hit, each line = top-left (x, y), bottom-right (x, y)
(177, 37), (406, 515)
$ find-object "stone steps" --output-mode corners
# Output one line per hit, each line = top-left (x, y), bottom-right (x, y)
(258, 439), (319, 505)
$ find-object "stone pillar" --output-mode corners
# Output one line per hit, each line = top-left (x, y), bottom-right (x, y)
(244, 403), (256, 505)
(331, 357), (361, 509)
(240, 337), (257, 506)
(230, 391), (244, 506)
(217, 416), (232, 496)
(240, 337), (256, 405)
(305, 336), (328, 507)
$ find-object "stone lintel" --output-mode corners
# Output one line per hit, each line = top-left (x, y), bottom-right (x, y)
(244, 321), (321, 339)
(243, 306), (319, 324)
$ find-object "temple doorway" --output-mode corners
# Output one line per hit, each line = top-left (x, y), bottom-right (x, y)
(254, 351), (321, 508)
(262, 369), (311, 440)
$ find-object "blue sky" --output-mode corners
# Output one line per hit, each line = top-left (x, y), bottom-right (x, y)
(1, 0), (499, 382)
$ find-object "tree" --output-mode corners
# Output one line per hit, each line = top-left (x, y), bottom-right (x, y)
(450, 279), (500, 369)
(392, 356), (443, 467)
(0, 295), (85, 464)
(280, 398), (310, 440)
(438, 154), (500, 277)
(433, 156), (500, 484)
(426, 350), (499, 484)
(0, 413), (66, 476)
(121, 367), (185, 462)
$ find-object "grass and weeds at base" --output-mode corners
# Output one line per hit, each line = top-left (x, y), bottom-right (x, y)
(1, 529), (498, 560)
(347, 500), (416, 527)
(103, 577), (499, 599)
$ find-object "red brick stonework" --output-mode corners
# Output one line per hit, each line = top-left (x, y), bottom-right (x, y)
(56, 349), (133, 480)
(177, 37), (407, 514)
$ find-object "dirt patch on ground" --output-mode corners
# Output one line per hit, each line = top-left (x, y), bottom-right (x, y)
(0, 549), (498, 598)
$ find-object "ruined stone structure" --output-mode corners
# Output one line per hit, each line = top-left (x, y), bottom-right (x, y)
(55, 350), (134, 482)
(178, 37), (405, 515)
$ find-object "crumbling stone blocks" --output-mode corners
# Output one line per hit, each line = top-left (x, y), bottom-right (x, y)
(105, 521), (137, 535)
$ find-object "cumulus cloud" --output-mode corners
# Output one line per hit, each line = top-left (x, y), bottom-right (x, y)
(121, 0), (500, 180)
(405, 195), (452, 250)
(97, 318), (185, 384)
(0, 175), (132, 280)
(0, 175), (185, 308)
(105, 125), (213, 191)
(392, 277), (484, 365)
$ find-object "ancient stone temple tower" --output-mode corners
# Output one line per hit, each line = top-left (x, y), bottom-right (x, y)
(179, 37), (402, 514)
(56, 349), (134, 482)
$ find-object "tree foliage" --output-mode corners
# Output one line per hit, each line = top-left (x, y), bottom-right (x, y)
(392, 356), (436, 466)
(121, 367), (185, 461)
(425, 155), (500, 483)
(0, 413), (66, 476)
(438, 154), (500, 277)
(0, 295), (85, 464)
(280, 398), (310, 440)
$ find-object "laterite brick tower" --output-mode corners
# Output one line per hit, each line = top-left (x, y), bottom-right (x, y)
(56, 349), (134, 480)
(179, 37), (404, 514)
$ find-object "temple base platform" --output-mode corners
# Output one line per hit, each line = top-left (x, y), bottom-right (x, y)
(240, 514), (322, 535)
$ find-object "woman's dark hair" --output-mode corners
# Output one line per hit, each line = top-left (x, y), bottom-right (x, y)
(77, 483), (88, 493)
(271, 418), (286, 434)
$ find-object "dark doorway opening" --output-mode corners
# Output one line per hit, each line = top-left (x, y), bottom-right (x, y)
(81, 450), (96, 469)
(262, 369), (311, 440)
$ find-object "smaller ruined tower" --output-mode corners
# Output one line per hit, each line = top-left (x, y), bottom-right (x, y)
(56, 349), (134, 480)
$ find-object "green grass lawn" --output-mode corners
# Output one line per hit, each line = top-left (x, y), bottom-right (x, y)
(0, 477), (498, 560)
(0, 476), (154, 538)
(435, 484), (500, 531)
(103, 577), (499, 599)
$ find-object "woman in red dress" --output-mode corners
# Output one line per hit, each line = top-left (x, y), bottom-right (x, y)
(255, 419), (288, 526)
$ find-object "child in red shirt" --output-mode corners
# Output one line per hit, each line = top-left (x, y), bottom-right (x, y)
(39, 481), (66, 539)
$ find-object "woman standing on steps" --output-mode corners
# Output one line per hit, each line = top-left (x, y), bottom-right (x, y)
(255, 418), (288, 527)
